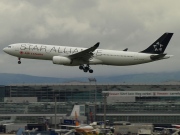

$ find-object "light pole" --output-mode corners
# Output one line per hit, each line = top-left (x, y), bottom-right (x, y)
(88, 78), (97, 102)
(103, 93), (108, 129)
(88, 78), (97, 122)
(54, 94), (58, 129)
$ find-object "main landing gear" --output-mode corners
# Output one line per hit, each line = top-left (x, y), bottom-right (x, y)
(79, 64), (93, 73)
(18, 58), (21, 64)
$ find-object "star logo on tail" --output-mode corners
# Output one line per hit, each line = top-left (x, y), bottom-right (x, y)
(153, 42), (163, 52)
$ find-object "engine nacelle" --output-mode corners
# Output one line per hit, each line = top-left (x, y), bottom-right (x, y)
(52, 56), (71, 65)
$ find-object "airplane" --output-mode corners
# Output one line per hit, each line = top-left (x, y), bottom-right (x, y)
(172, 124), (180, 128)
(3, 33), (173, 73)
(61, 106), (112, 135)
(61, 106), (95, 132)
(0, 116), (16, 126)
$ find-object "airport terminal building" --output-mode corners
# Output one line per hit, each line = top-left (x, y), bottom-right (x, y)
(0, 82), (180, 124)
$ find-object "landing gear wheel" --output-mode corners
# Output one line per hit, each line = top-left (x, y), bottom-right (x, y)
(89, 69), (93, 73)
(85, 66), (89, 70)
(79, 64), (93, 73)
(18, 58), (21, 64)
(83, 69), (88, 72)
(79, 65), (84, 70)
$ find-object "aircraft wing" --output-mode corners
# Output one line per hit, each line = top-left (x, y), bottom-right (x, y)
(68, 42), (100, 62)
(61, 125), (81, 128)
(61, 124), (89, 128)
(2, 123), (14, 126)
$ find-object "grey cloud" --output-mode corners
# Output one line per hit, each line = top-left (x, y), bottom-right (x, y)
(0, 0), (179, 78)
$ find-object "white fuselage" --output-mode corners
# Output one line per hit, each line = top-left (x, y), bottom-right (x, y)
(3, 43), (170, 66)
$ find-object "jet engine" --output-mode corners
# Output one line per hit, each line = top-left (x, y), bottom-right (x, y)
(52, 56), (71, 65)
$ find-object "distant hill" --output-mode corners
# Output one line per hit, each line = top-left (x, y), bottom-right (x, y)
(0, 73), (70, 85)
(95, 72), (180, 84)
(0, 72), (180, 85)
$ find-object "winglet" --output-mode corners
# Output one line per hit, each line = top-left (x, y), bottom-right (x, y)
(123, 48), (128, 51)
(94, 42), (100, 48)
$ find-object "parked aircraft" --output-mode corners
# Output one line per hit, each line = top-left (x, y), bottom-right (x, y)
(0, 116), (16, 126)
(3, 33), (173, 73)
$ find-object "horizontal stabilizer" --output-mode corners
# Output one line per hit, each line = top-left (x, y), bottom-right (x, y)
(150, 53), (167, 60)
(123, 48), (128, 51)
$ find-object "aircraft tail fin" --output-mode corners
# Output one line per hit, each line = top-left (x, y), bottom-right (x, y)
(70, 105), (85, 126)
(10, 116), (16, 121)
(140, 33), (173, 54)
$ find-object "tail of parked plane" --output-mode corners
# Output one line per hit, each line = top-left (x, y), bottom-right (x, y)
(141, 33), (173, 54)
(70, 105), (85, 126)
(10, 116), (16, 121)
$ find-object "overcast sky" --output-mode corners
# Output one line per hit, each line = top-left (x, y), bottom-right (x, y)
(0, 0), (180, 78)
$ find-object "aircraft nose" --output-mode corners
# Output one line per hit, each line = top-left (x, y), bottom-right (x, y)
(3, 47), (7, 53)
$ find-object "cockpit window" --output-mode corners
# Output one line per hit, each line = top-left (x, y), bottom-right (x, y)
(8, 46), (11, 48)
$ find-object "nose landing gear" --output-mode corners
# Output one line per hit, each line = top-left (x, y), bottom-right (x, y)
(79, 64), (93, 73)
(18, 58), (21, 64)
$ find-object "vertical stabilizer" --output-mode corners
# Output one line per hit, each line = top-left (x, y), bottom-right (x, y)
(69, 105), (85, 125)
(141, 33), (173, 54)
(70, 105), (80, 116)
(70, 105), (85, 116)
(10, 116), (16, 121)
